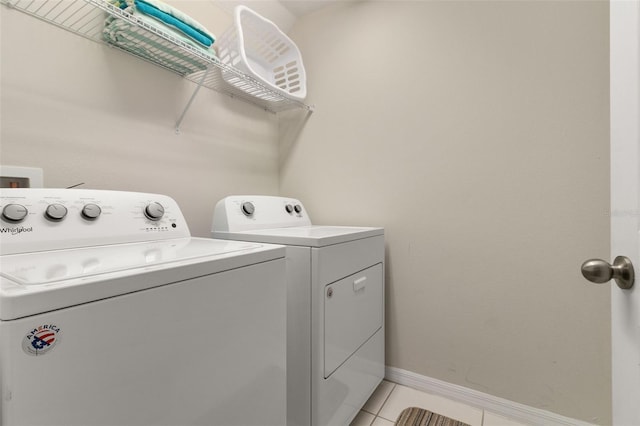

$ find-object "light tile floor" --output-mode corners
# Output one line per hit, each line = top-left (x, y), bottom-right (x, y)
(351, 380), (529, 426)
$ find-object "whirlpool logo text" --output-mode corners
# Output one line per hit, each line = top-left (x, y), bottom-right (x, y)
(0, 226), (33, 235)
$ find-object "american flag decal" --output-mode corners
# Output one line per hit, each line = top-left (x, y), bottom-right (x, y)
(22, 325), (62, 356)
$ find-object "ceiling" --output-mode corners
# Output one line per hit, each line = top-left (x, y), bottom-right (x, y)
(214, 0), (351, 33)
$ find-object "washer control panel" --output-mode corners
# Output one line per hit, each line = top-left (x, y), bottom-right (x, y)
(0, 189), (190, 255)
(213, 195), (311, 232)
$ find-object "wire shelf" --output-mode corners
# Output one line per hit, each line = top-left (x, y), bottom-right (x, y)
(1, 0), (313, 115)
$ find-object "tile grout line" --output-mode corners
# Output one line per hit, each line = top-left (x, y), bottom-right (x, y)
(358, 382), (398, 426)
(373, 382), (398, 424)
(361, 382), (397, 416)
(377, 383), (397, 415)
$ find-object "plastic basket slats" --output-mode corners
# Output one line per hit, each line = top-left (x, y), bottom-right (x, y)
(217, 5), (306, 102)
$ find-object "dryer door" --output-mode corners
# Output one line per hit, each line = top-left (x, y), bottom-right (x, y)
(324, 263), (383, 378)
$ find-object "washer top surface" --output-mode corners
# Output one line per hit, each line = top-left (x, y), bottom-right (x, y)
(1, 237), (267, 286)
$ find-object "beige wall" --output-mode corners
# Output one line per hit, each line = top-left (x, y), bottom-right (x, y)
(281, 1), (611, 423)
(0, 1), (280, 237)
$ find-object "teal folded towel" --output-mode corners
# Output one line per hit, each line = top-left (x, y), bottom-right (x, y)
(134, 0), (214, 47)
(103, 16), (214, 75)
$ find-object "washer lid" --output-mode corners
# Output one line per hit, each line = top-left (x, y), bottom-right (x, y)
(0, 237), (284, 320)
(213, 225), (384, 247)
(1, 238), (270, 286)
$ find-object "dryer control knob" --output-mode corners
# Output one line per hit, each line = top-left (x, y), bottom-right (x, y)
(81, 203), (102, 220)
(294, 204), (302, 214)
(45, 203), (68, 221)
(2, 203), (28, 222)
(241, 202), (255, 216)
(285, 204), (293, 213)
(144, 202), (165, 221)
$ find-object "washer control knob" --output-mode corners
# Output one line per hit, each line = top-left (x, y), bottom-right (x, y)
(294, 204), (302, 214)
(2, 203), (28, 222)
(285, 204), (294, 213)
(144, 202), (165, 221)
(81, 203), (102, 220)
(45, 203), (68, 221)
(241, 202), (255, 216)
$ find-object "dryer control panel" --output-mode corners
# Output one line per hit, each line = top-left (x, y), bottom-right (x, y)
(213, 195), (312, 233)
(0, 189), (190, 255)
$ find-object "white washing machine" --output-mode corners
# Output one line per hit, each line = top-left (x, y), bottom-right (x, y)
(212, 196), (385, 426)
(0, 189), (287, 426)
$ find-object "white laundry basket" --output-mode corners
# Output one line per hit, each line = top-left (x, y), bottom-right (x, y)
(217, 6), (307, 102)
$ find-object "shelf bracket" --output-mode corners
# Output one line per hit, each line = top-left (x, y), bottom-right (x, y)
(175, 66), (212, 134)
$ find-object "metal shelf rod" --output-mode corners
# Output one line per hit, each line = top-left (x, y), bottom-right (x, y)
(175, 66), (212, 134)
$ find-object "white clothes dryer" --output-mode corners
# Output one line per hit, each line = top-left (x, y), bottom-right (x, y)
(212, 196), (385, 426)
(0, 189), (286, 426)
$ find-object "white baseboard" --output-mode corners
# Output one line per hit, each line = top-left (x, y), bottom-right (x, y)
(385, 366), (597, 426)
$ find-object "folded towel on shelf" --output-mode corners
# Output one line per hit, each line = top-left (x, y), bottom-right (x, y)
(110, 0), (132, 10)
(103, 15), (215, 75)
(134, 0), (214, 47)
(108, 0), (215, 48)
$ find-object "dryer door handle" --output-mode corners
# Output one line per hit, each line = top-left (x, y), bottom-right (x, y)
(353, 276), (367, 292)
